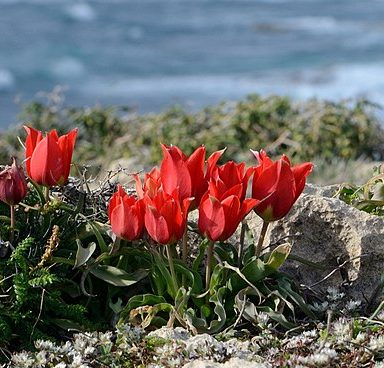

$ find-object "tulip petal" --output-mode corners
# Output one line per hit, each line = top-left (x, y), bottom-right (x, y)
(111, 203), (141, 240)
(57, 128), (78, 184)
(206, 148), (226, 179)
(24, 126), (43, 176)
(160, 144), (192, 200)
(198, 194), (225, 241)
(254, 160), (296, 221)
(292, 162), (314, 200)
(220, 195), (241, 240)
(145, 205), (170, 244)
(29, 134), (64, 187)
(186, 146), (206, 204)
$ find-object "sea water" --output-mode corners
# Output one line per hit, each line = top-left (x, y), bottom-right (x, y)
(1, 0), (384, 128)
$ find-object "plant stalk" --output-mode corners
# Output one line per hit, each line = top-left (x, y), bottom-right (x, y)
(182, 229), (188, 263)
(44, 186), (50, 203)
(237, 220), (246, 267)
(166, 243), (179, 294)
(110, 237), (121, 255)
(181, 229), (188, 286)
(255, 220), (269, 258)
(205, 240), (215, 291)
(9, 205), (15, 244)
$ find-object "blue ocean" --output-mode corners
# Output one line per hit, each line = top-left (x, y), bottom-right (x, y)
(1, 0), (384, 129)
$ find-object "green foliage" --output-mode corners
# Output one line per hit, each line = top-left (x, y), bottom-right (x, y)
(0, 183), (109, 360)
(2, 92), (382, 361)
(118, 237), (314, 335)
(338, 164), (384, 215)
(0, 93), (383, 181)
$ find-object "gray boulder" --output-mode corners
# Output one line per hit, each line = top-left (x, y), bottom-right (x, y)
(246, 184), (384, 307)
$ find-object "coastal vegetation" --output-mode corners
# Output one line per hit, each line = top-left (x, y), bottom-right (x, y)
(1, 92), (383, 184)
(1, 94), (384, 367)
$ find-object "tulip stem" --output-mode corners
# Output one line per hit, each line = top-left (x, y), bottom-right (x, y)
(110, 237), (121, 255)
(9, 205), (15, 244)
(166, 243), (179, 295)
(182, 229), (188, 263)
(205, 240), (215, 291)
(238, 220), (246, 268)
(44, 187), (50, 203)
(255, 221), (269, 258)
(181, 229), (188, 286)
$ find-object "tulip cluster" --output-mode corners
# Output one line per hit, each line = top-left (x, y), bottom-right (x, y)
(108, 144), (313, 288)
(0, 123), (312, 291)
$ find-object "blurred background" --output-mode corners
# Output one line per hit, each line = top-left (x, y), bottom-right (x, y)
(1, 0), (384, 130)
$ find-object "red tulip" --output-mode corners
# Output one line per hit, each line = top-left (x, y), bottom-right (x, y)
(251, 150), (313, 222)
(160, 144), (224, 206)
(0, 158), (28, 206)
(24, 126), (77, 187)
(144, 188), (192, 244)
(133, 167), (162, 199)
(209, 161), (255, 201)
(198, 178), (258, 242)
(108, 185), (145, 241)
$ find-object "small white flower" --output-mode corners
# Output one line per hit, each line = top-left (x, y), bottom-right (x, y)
(10, 352), (35, 368)
(345, 299), (361, 312)
(34, 351), (48, 367)
(332, 317), (352, 341)
(368, 335), (384, 352)
(35, 340), (56, 351)
(54, 363), (67, 368)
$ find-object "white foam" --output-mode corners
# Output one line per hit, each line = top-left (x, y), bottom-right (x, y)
(80, 75), (262, 98)
(278, 16), (353, 34)
(78, 62), (384, 107)
(254, 63), (384, 103)
(50, 57), (85, 78)
(65, 2), (96, 21)
(0, 69), (15, 90)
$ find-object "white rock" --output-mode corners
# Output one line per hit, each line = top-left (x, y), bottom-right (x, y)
(247, 184), (384, 305)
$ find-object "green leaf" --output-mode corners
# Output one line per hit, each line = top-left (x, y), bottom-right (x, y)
(74, 239), (96, 268)
(174, 262), (203, 295)
(184, 264), (227, 334)
(109, 297), (124, 314)
(277, 276), (317, 319)
(151, 251), (177, 298)
(124, 294), (167, 311)
(118, 294), (169, 325)
(235, 286), (295, 329)
(215, 242), (238, 265)
(90, 265), (147, 287)
(265, 243), (291, 270)
(192, 238), (209, 273)
(0, 215), (10, 224)
(85, 221), (108, 253)
(51, 318), (85, 332)
(242, 257), (275, 284)
(184, 285), (227, 334)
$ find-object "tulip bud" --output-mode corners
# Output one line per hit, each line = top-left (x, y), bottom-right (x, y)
(108, 185), (145, 241)
(251, 150), (313, 222)
(24, 126), (78, 187)
(0, 158), (28, 206)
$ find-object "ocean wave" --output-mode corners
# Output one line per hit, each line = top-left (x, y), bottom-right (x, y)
(255, 16), (356, 34)
(0, 69), (15, 90)
(255, 63), (384, 102)
(50, 58), (85, 78)
(78, 63), (384, 105)
(79, 75), (261, 98)
(65, 2), (96, 21)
